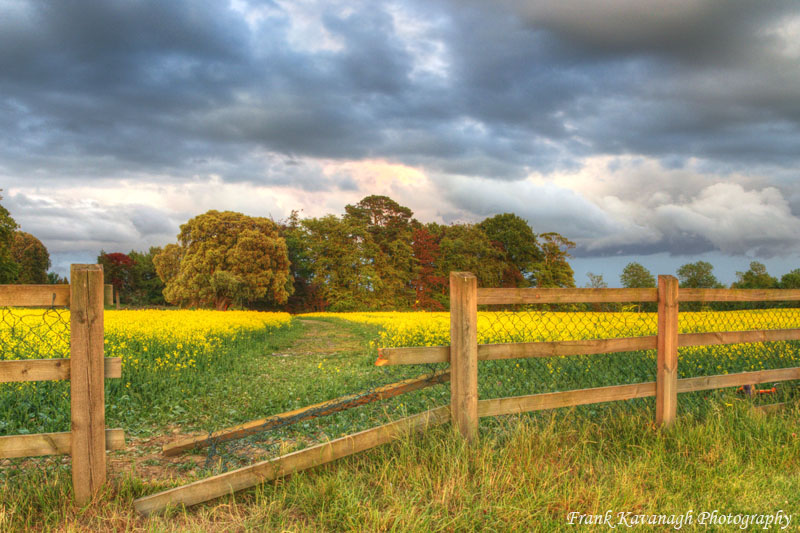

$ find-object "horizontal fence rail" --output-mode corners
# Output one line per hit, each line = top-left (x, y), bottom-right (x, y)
(0, 271), (120, 505)
(377, 327), (800, 366)
(0, 429), (125, 459)
(0, 283), (114, 307)
(450, 275), (800, 437)
(0, 357), (122, 383)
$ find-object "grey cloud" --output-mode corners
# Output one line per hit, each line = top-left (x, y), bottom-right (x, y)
(3, 0), (800, 264)
(579, 183), (800, 258)
(439, 175), (612, 238)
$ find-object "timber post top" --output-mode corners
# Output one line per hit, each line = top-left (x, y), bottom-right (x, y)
(71, 264), (103, 271)
(450, 272), (476, 280)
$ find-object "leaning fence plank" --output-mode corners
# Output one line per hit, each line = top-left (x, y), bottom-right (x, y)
(162, 370), (451, 456)
(477, 287), (657, 305)
(0, 284), (70, 307)
(0, 429), (125, 459)
(0, 357), (121, 383)
(376, 346), (449, 365)
(135, 406), (451, 516)
(477, 382), (657, 418)
(70, 264), (107, 505)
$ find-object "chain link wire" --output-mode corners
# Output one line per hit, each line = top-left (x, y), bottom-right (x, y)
(677, 300), (800, 415)
(202, 335), (450, 473)
(203, 301), (800, 470)
(478, 300), (800, 419)
(0, 305), (72, 495)
(479, 303), (658, 417)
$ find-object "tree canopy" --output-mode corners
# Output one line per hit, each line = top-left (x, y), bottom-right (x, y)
(479, 213), (542, 287)
(0, 191), (19, 283)
(620, 262), (656, 288)
(732, 261), (778, 289)
(10, 231), (50, 284)
(676, 261), (723, 288)
(155, 211), (291, 310)
(780, 269), (800, 289)
(530, 232), (576, 288)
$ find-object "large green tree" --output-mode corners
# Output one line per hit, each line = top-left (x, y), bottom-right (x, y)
(154, 211), (291, 310)
(344, 195), (416, 308)
(0, 191), (19, 283)
(529, 232), (575, 288)
(302, 214), (379, 311)
(478, 213), (542, 287)
(281, 211), (325, 312)
(435, 223), (506, 288)
(10, 231), (50, 283)
(780, 269), (800, 289)
(732, 261), (778, 289)
(676, 261), (723, 288)
(128, 247), (166, 306)
(620, 262), (656, 288)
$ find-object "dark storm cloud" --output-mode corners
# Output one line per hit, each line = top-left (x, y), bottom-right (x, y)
(3, 0), (800, 262)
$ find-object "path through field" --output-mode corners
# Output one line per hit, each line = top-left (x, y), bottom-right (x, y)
(270, 318), (365, 357)
(110, 317), (373, 484)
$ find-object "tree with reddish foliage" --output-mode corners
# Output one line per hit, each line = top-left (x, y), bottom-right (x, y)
(410, 226), (447, 310)
(98, 252), (135, 303)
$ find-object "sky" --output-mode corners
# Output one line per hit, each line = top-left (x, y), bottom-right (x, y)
(2, 0), (800, 286)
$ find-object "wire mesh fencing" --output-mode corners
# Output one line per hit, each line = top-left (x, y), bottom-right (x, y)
(0, 306), (72, 490)
(677, 301), (800, 415)
(478, 303), (659, 418)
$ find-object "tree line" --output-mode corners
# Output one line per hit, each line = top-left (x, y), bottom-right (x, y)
(2, 191), (800, 311)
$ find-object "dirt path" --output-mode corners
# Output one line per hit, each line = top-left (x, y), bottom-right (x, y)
(110, 317), (369, 483)
(271, 318), (365, 357)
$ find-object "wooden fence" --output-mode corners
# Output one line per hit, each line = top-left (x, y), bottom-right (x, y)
(0, 265), (123, 504)
(379, 272), (800, 440)
(134, 271), (800, 514)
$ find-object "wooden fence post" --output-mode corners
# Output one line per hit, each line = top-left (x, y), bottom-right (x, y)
(656, 275), (679, 426)
(450, 272), (478, 442)
(70, 264), (106, 504)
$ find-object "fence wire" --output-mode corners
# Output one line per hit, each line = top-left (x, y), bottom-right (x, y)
(479, 301), (800, 419)
(201, 301), (800, 470)
(0, 306), (72, 495)
(202, 347), (450, 473)
(677, 301), (800, 415)
(479, 303), (659, 417)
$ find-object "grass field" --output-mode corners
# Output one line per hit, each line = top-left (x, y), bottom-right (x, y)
(1, 311), (799, 531)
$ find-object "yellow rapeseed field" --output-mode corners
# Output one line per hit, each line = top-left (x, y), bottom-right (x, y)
(304, 310), (800, 380)
(0, 309), (291, 374)
(303, 309), (800, 347)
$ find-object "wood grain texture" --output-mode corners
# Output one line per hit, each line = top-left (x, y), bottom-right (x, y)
(0, 429), (124, 459)
(477, 287), (657, 305)
(0, 284), (70, 307)
(656, 275), (679, 427)
(70, 264), (107, 505)
(135, 407), (450, 516)
(679, 288), (800, 302)
(477, 382), (657, 418)
(0, 357), (121, 383)
(676, 367), (800, 393)
(679, 329), (800, 347)
(450, 272), (478, 442)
